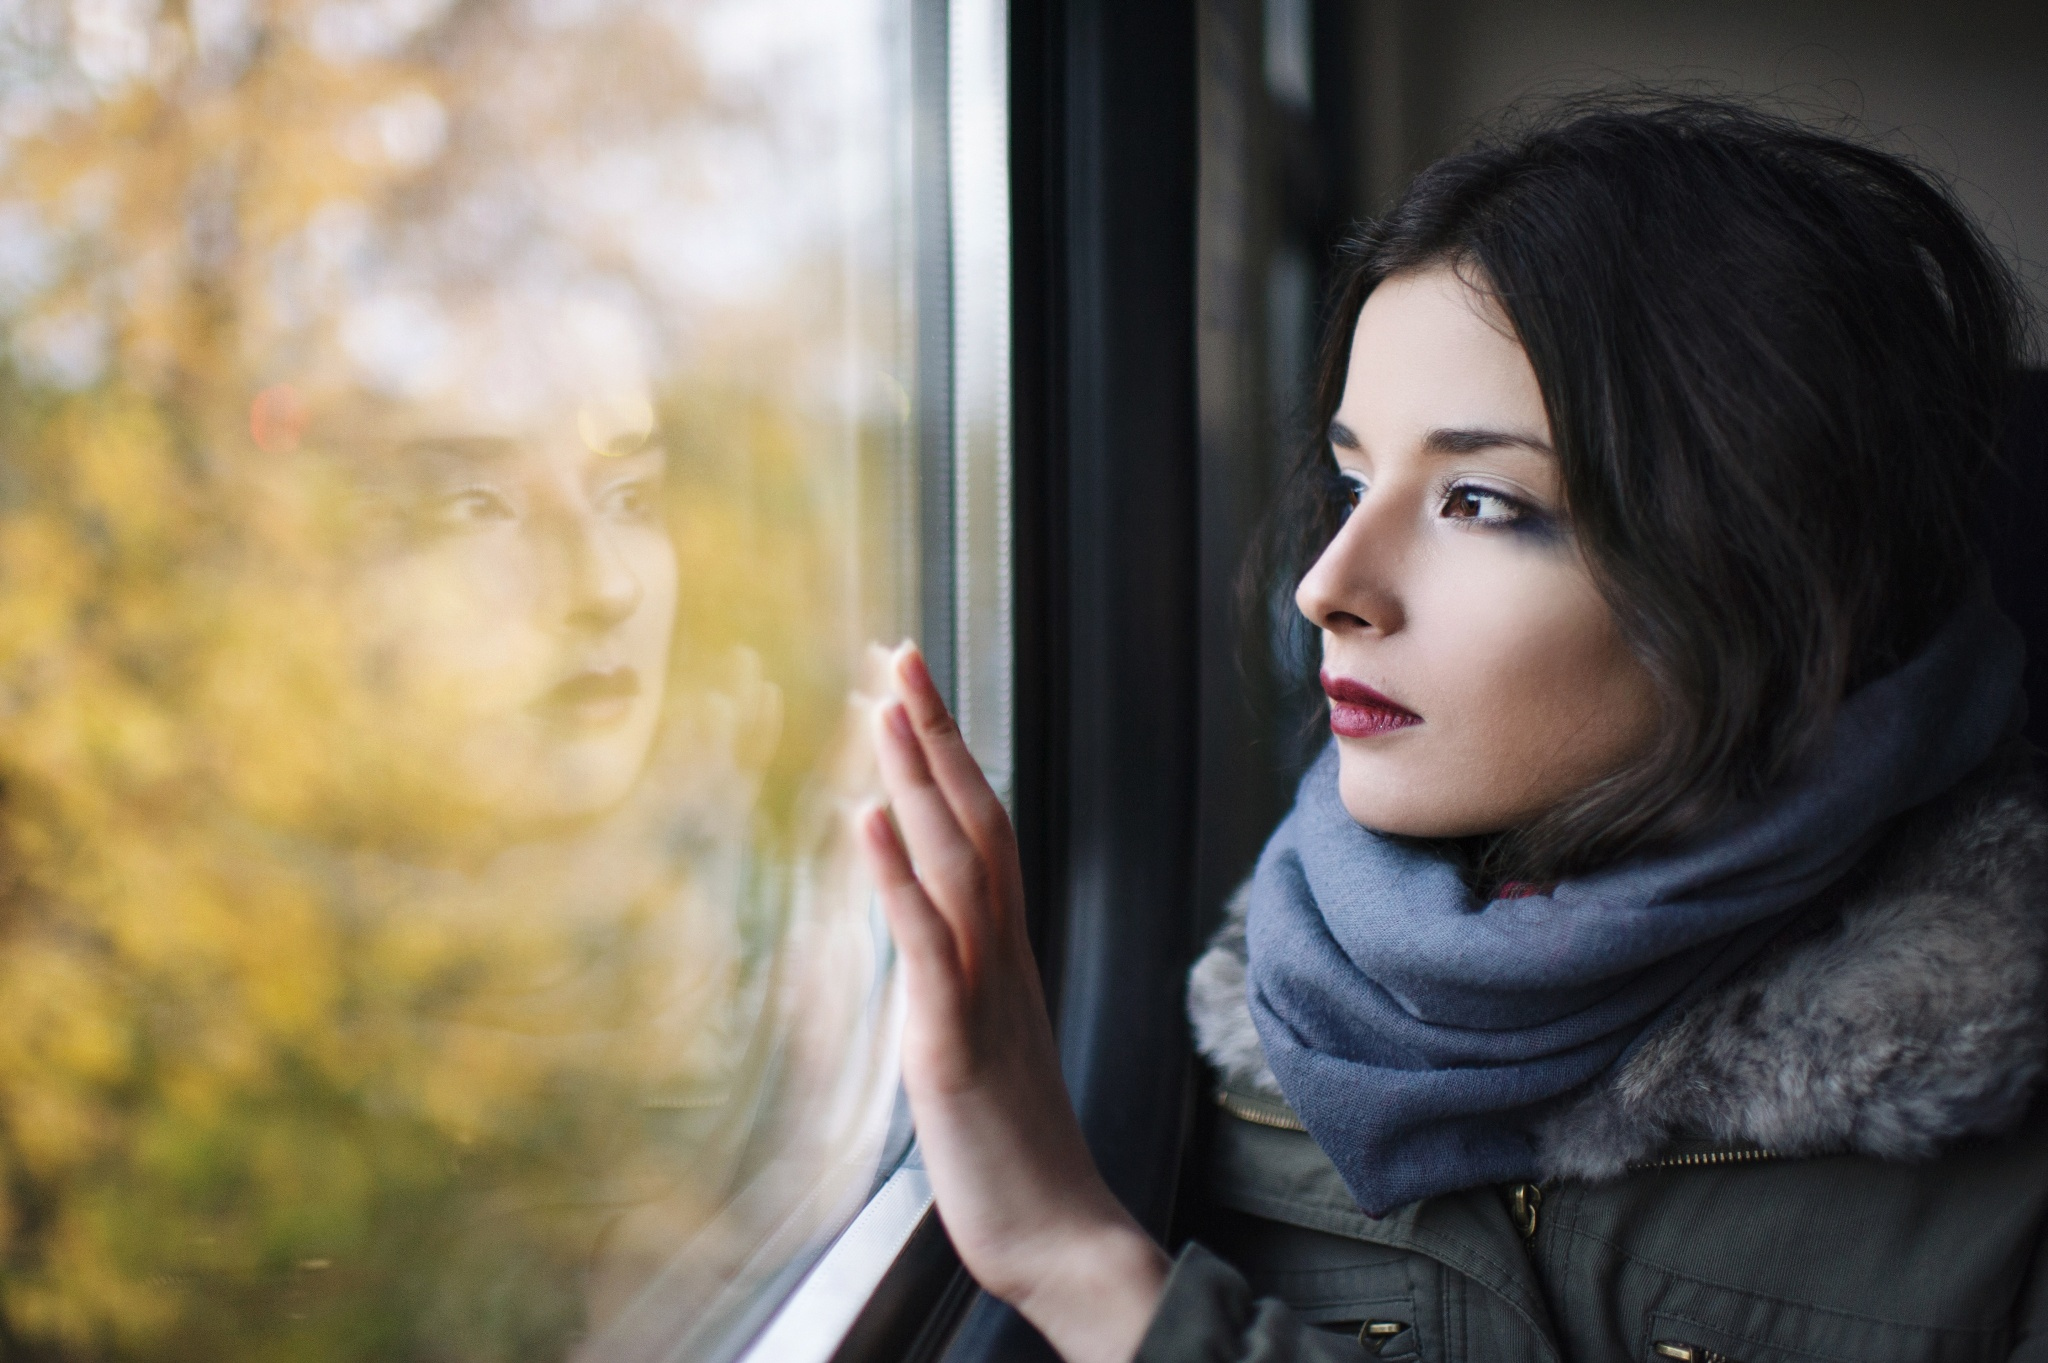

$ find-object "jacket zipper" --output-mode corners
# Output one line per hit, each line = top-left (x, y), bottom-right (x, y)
(1628, 1147), (1779, 1171)
(1652, 1342), (1742, 1362)
(1216, 1091), (1780, 1172)
(1214, 1089), (1307, 1132)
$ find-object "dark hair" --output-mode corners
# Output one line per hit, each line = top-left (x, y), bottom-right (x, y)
(1263, 95), (2031, 883)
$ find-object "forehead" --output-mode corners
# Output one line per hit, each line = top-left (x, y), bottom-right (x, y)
(1338, 265), (1548, 441)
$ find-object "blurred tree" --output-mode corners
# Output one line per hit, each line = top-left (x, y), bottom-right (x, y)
(0, 0), (912, 1355)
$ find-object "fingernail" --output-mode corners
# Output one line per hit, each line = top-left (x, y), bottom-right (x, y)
(884, 700), (913, 742)
(901, 647), (932, 695)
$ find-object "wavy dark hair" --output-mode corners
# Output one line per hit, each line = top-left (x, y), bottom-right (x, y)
(1259, 95), (2031, 884)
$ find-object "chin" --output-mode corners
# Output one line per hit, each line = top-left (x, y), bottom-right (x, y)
(1334, 750), (1496, 840)
(1334, 761), (1418, 834)
(443, 724), (656, 835)
(524, 747), (650, 824)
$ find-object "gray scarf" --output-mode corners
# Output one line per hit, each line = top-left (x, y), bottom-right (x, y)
(1246, 587), (2027, 1215)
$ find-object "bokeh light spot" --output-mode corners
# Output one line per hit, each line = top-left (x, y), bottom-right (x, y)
(249, 384), (310, 453)
(577, 393), (655, 457)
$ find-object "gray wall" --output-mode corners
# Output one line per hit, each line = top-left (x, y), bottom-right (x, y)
(1345, 0), (2048, 330)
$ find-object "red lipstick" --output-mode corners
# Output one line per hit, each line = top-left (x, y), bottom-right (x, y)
(1320, 671), (1421, 738)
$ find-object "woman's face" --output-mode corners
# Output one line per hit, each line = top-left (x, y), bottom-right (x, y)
(339, 423), (678, 835)
(1296, 264), (1660, 840)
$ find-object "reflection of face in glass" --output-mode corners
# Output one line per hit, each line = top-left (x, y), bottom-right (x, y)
(338, 429), (678, 835)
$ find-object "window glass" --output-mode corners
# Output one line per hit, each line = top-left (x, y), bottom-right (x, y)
(0, 0), (926, 1356)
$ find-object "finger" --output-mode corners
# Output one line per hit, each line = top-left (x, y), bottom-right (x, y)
(859, 802), (956, 975)
(890, 645), (1015, 861)
(856, 798), (966, 1006)
(871, 697), (994, 931)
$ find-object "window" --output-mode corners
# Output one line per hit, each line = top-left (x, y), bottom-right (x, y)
(0, 0), (1007, 1358)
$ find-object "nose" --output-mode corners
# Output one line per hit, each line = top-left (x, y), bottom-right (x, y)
(561, 513), (644, 631)
(1294, 493), (1407, 640)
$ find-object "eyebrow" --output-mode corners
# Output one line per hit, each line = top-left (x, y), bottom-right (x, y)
(1326, 420), (1553, 458)
(1423, 426), (1553, 457)
(397, 435), (524, 468)
(394, 437), (669, 470)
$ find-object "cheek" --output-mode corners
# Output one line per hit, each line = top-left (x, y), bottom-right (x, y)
(351, 541), (551, 701)
(634, 535), (680, 629)
(1364, 547), (1657, 833)
(621, 534), (679, 665)
(1437, 563), (1652, 785)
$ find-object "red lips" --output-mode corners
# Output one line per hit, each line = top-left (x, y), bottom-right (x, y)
(1320, 671), (1421, 738)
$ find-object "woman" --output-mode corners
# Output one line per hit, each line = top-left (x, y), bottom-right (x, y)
(859, 98), (2048, 1361)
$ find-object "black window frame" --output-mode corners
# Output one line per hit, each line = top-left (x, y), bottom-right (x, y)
(823, 2), (1206, 1359)
(744, 1), (1361, 1356)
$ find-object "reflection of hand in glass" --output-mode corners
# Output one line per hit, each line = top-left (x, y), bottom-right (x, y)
(339, 428), (677, 837)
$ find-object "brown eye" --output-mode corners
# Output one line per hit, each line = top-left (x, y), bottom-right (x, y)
(1333, 470), (1367, 517)
(1440, 483), (1523, 525)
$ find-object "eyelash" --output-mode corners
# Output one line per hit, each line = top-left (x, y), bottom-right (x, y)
(1325, 468), (1556, 536)
(600, 477), (661, 520)
(1439, 480), (1537, 528)
(440, 486), (516, 523)
(1328, 468), (1366, 516)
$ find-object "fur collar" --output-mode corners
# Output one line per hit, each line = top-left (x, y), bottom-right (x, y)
(1187, 752), (2048, 1183)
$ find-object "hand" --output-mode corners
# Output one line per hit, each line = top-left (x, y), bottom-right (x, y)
(857, 644), (1169, 1363)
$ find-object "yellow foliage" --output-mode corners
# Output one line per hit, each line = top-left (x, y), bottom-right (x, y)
(0, 0), (911, 1355)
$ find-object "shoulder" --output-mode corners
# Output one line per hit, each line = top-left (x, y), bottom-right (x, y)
(1541, 748), (2048, 1178)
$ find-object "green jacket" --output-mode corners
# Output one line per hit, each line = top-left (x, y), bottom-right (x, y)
(1149, 755), (2048, 1362)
